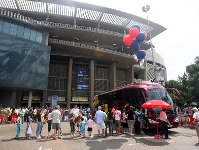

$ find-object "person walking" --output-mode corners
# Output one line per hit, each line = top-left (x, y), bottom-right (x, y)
(87, 115), (94, 138)
(159, 108), (171, 139)
(47, 109), (52, 138)
(36, 109), (42, 139)
(79, 118), (87, 138)
(122, 109), (128, 134)
(114, 107), (121, 135)
(51, 106), (61, 140)
(193, 107), (199, 142)
(15, 113), (22, 139)
(94, 106), (106, 137)
(107, 108), (114, 136)
(127, 106), (136, 135)
(69, 114), (75, 139)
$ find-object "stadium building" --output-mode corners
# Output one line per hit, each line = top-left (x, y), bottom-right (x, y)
(0, 0), (166, 108)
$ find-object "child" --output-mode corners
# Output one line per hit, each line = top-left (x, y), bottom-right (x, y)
(79, 118), (87, 138)
(15, 113), (22, 139)
(87, 116), (94, 138)
(26, 118), (33, 139)
(69, 114), (75, 139)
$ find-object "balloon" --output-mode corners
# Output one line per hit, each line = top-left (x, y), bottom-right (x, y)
(136, 32), (146, 43)
(123, 34), (133, 46)
(136, 50), (146, 59)
(131, 40), (140, 51)
(131, 24), (140, 31)
(129, 28), (139, 39)
(141, 30), (147, 39)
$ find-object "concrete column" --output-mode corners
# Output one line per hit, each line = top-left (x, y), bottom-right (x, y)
(28, 90), (32, 108)
(15, 89), (22, 107)
(110, 63), (116, 89)
(144, 61), (147, 80)
(42, 30), (49, 45)
(164, 67), (167, 82)
(89, 60), (94, 108)
(67, 58), (73, 108)
(127, 65), (134, 84)
(42, 90), (47, 106)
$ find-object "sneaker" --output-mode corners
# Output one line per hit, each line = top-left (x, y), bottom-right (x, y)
(164, 137), (171, 140)
(38, 135), (41, 139)
(130, 133), (134, 136)
(60, 133), (63, 136)
(58, 137), (61, 139)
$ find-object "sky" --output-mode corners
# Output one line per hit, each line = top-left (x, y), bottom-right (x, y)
(73, 0), (199, 81)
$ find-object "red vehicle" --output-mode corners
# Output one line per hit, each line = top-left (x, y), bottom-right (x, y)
(93, 81), (180, 129)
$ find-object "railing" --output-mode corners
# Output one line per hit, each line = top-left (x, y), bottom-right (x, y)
(48, 38), (136, 59)
(0, 9), (124, 37)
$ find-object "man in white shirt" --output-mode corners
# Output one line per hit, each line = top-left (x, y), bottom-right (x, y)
(193, 107), (199, 142)
(71, 105), (80, 116)
(51, 106), (61, 140)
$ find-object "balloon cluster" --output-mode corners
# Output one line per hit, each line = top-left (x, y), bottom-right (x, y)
(123, 25), (147, 60)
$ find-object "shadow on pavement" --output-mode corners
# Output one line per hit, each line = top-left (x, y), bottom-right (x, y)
(86, 139), (128, 150)
(133, 137), (170, 146)
(195, 142), (199, 146)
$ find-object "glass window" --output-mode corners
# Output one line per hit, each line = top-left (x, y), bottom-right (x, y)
(148, 88), (174, 112)
(10, 21), (18, 36)
(36, 31), (42, 43)
(2, 19), (11, 34)
(30, 28), (36, 42)
(23, 26), (31, 40)
(16, 23), (24, 38)
(0, 18), (4, 32)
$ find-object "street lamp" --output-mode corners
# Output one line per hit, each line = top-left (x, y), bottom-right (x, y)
(142, 5), (156, 81)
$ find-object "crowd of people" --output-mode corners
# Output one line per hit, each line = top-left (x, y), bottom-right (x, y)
(0, 104), (199, 142)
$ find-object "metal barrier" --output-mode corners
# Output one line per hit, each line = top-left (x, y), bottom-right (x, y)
(178, 113), (194, 128)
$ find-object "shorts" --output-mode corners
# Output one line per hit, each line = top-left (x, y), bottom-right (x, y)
(97, 122), (106, 130)
(127, 120), (135, 129)
(115, 120), (121, 128)
(52, 123), (60, 130)
(122, 122), (128, 128)
(87, 127), (92, 131)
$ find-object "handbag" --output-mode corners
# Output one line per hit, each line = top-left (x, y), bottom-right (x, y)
(27, 125), (32, 134)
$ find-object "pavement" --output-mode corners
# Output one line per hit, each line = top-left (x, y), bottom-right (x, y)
(0, 122), (199, 150)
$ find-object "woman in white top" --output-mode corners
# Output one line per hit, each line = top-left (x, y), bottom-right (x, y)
(47, 109), (52, 138)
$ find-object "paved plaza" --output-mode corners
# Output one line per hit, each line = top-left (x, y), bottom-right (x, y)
(0, 122), (199, 150)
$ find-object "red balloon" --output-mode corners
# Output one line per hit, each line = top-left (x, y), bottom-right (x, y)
(129, 28), (139, 38)
(123, 34), (133, 46)
(141, 30), (147, 39)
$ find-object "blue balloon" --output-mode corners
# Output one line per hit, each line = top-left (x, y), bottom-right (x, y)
(131, 24), (140, 31)
(136, 32), (146, 43)
(136, 50), (146, 59)
(131, 40), (140, 51)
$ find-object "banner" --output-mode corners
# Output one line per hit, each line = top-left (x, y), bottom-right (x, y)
(72, 66), (89, 92)
(51, 95), (58, 108)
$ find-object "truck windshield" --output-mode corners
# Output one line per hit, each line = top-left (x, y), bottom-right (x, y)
(148, 88), (174, 113)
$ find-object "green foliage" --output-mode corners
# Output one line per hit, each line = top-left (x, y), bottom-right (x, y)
(166, 56), (199, 106)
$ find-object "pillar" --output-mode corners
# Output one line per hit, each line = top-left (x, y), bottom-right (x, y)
(127, 65), (134, 83)
(15, 89), (22, 107)
(28, 90), (32, 108)
(110, 63), (116, 89)
(89, 60), (94, 108)
(67, 58), (73, 108)
(42, 90), (47, 106)
(144, 60), (147, 80)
